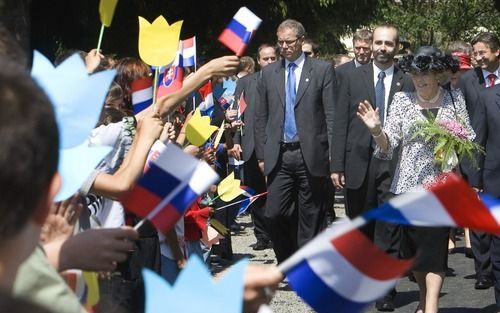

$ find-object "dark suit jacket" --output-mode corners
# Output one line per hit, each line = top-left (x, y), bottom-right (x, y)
(457, 67), (486, 122)
(255, 57), (336, 177)
(334, 60), (356, 88)
(468, 84), (500, 197)
(331, 63), (414, 189)
(234, 72), (259, 162)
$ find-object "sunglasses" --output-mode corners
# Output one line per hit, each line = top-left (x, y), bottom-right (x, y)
(303, 51), (313, 56)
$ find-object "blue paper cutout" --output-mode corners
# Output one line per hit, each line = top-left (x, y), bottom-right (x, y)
(143, 256), (248, 313)
(56, 141), (112, 201)
(31, 51), (116, 149)
(222, 78), (237, 95)
(31, 51), (116, 201)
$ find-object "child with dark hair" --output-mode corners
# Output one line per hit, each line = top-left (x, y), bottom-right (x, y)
(0, 58), (61, 291)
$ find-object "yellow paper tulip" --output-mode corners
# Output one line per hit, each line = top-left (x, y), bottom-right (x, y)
(138, 16), (183, 66)
(99, 0), (118, 27)
(217, 172), (245, 202)
(186, 109), (218, 147)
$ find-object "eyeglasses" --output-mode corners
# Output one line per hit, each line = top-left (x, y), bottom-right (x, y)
(303, 51), (312, 56)
(277, 38), (299, 47)
(261, 56), (277, 61)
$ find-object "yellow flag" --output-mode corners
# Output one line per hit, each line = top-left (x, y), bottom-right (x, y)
(217, 172), (244, 202)
(99, 0), (118, 27)
(138, 16), (183, 66)
(213, 120), (225, 148)
(82, 271), (100, 307)
(186, 109), (218, 146)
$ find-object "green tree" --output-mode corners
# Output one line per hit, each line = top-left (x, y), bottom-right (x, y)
(374, 0), (500, 50)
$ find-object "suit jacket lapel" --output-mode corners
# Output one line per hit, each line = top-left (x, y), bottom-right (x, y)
(275, 60), (286, 106)
(362, 65), (376, 107)
(495, 89), (500, 111)
(474, 67), (486, 87)
(295, 57), (312, 106)
(388, 67), (405, 105)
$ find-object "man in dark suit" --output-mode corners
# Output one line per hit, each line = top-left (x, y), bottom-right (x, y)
(255, 19), (335, 264)
(331, 24), (414, 312)
(335, 29), (373, 87)
(458, 32), (500, 291)
(468, 84), (500, 310)
(231, 43), (278, 250)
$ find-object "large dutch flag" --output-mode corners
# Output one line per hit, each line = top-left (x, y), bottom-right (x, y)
(121, 143), (219, 233)
(363, 173), (500, 233)
(218, 7), (262, 56)
(131, 76), (153, 115)
(281, 220), (412, 313)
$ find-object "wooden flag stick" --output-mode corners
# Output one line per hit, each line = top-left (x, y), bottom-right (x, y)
(152, 67), (160, 112)
(96, 24), (106, 52)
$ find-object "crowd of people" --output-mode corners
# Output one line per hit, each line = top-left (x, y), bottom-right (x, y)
(0, 13), (499, 313)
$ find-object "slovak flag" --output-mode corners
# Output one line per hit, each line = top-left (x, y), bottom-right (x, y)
(182, 36), (196, 67)
(218, 7), (262, 56)
(199, 81), (215, 117)
(121, 143), (219, 233)
(237, 91), (247, 119)
(363, 173), (500, 233)
(157, 43), (184, 98)
(131, 76), (153, 114)
(282, 220), (413, 313)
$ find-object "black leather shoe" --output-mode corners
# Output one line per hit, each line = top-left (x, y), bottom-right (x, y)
(475, 277), (493, 290)
(252, 240), (270, 251)
(465, 247), (473, 259)
(375, 298), (395, 312)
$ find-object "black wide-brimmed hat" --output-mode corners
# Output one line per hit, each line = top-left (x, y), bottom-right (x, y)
(399, 46), (460, 73)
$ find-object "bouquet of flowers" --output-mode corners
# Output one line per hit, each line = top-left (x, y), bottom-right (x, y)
(412, 117), (484, 172)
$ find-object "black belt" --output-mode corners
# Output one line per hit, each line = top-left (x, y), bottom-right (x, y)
(281, 141), (301, 150)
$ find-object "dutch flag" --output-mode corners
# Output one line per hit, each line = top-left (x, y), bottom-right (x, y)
(363, 173), (500, 233)
(182, 36), (196, 67)
(131, 76), (153, 115)
(282, 220), (412, 313)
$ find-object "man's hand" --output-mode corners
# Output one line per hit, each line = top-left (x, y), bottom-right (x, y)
(258, 160), (265, 173)
(228, 144), (242, 160)
(332, 172), (345, 189)
(243, 265), (283, 313)
(59, 227), (139, 272)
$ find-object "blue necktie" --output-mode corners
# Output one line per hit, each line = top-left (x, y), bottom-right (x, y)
(376, 71), (386, 126)
(284, 62), (297, 141)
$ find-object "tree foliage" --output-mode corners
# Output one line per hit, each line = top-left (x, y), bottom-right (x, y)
(374, 0), (500, 50)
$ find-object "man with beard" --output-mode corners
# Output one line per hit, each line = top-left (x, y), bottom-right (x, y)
(331, 24), (414, 312)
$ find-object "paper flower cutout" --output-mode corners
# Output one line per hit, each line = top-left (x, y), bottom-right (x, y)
(217, 172), (244, 202)
(57, 141), (111, 201)
(31, 51), (115, 201)
(31, 51), (116, 149)
(138, 16), (183, 66)
(186, 108), (218, 146)
(99, 0), (119, 27)
(143, 256), (247, 313)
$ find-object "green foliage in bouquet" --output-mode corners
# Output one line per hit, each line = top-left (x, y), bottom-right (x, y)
(411, 115), (484, 172)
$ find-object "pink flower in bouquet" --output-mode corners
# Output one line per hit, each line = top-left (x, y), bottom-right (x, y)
(437, 120), (469, 140)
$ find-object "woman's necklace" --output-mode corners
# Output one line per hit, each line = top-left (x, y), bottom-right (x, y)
(416, 88), (442, 105)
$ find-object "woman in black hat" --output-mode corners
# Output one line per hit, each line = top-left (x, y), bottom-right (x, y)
(357, 46), (473, 313)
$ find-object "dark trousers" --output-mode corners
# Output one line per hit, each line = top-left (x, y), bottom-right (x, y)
(471, 230), (492, 280)
(490, 235), (500, 309)
(345, 155), (400, 257)
(265, 145), (329, 263)
(244, 152), (270, 241)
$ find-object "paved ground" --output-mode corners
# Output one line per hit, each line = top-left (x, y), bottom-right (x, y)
(216, 201), (498, 313)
